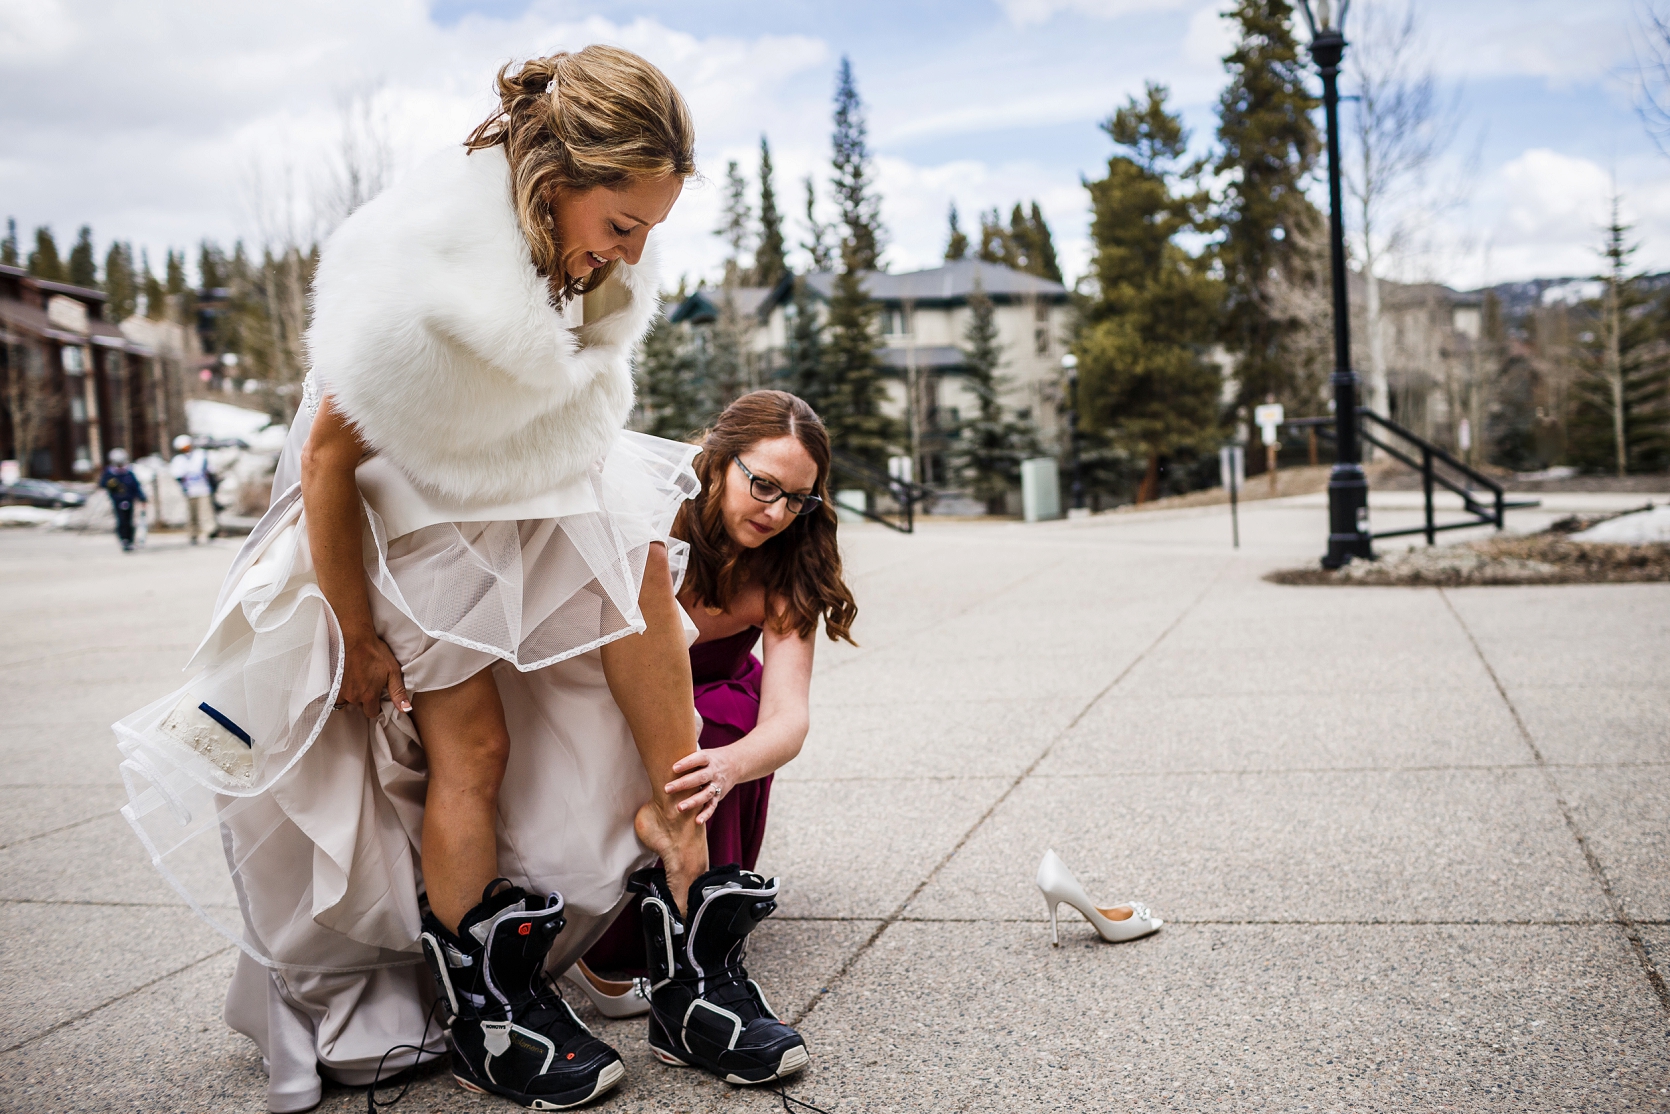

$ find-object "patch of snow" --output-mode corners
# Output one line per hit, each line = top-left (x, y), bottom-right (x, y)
(1571, 505), (1670, 544)
(187, 399), (273, 443)
(0, 506), (61, 527)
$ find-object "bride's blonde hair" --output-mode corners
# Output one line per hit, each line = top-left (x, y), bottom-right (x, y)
(465, 45), (696, 304)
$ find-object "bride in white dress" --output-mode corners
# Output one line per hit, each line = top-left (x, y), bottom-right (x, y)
(112, 46), (719, 1111)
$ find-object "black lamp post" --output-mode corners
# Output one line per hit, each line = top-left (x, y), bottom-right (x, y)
(1062, 353), (1085, 511)
(1300, 0), (1373, 568)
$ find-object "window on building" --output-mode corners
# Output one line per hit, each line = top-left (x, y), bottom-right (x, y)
(61, 346), (86, 375)
(1035, 326), (1049, 355)
(885, 307), (911, 337)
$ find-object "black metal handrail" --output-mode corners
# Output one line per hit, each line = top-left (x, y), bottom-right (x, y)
(829, 448), (931, 534)
(1285, 410), (1539, 545)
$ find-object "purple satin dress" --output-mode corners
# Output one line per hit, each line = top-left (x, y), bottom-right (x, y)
(583, 625), (772, 973)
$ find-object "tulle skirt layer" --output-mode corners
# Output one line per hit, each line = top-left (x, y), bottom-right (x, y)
(111, 429), (699, 1106)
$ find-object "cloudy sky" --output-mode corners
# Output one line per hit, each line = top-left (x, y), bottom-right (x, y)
(2, 0), (1665, 294)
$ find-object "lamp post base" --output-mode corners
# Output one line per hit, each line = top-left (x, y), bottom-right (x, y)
(1322, 462), (1374, 569)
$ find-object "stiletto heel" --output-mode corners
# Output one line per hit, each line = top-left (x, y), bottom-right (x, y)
(562, 958), (652, 1019)
(1035, 848), (1162, 944)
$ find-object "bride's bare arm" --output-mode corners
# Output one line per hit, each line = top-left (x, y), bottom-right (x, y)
(300, 396), (410, 719)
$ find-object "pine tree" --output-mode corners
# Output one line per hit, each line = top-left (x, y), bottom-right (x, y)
(977, 209), (1011, 266)
(945, 203), (969, 261)
(1027, 202), (1062, 282)
(27, 227), (65, 281)
(800, 177), (835, 273)
(140, 250), (167, 319)
(1078, 82), (1224, 504)
(67, 226), (97, 287)
(1, 219), (17, 266)
(784, 275), (826, 407)
(716, 160), (752, 285)
(634, 297), (710, 440)
(752, 136), (788, 288)
(830, 57), (884, 272)
(819, 58), (893, 463)
(1569, 204), (1670, 474)
(102, 242), (138, 323)
(1215, 0), (1322, 426)
(952, 280), (1036, 512)
(199, 241), (228, 291)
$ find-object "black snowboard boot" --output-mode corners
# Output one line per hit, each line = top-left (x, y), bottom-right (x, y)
(628, 864), (809, 1085)
(421, 879), (625, 1109)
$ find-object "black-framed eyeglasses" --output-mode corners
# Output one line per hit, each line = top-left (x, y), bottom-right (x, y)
(734, 456), (822, 516)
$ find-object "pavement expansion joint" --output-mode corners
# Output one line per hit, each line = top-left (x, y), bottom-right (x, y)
(0, 811), (114, 853)
(0, 897), (218, 909)
(1438, 587), (1670, 1015)
(0, 945), (235, 1056)
(816, 557), (1067, 676)
(781, 561), (1229, 1031)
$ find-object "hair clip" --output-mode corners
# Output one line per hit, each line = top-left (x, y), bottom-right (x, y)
(545, 79), (556, 95)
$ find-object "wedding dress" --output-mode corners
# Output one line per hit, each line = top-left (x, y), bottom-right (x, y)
(111, 142), (697, 1111)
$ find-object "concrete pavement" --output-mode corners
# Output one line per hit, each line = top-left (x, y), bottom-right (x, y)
(1, 490), (1666, 1112)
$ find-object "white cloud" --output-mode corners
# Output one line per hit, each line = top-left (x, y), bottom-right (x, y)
(996, 0), (1190, 27)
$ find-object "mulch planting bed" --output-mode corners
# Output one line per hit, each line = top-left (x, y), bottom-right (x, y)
(1268, 534), (1670, 587)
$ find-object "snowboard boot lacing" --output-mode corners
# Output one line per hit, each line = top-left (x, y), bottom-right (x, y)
(629, 864), (810, 1085)
(420, 879), (625, 1110)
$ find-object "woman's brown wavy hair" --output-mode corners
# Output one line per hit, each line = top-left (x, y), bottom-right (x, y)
(674, 390), (858, 644)
(464, 45), (696, 305)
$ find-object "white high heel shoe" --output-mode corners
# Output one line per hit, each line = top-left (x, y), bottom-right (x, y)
(1036, 848), (1162, 946)
(562, 959), (652, 1019)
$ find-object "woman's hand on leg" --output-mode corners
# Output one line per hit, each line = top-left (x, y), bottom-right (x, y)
(338, 633), (411, 720)
(665, 748), (738, 827)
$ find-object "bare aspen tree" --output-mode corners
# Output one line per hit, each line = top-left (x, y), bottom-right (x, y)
(1343, 0), (1460, 418)
(1635, 2), (1670, 154)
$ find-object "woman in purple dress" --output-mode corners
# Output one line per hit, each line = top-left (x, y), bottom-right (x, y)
(576, 389), (857, 986)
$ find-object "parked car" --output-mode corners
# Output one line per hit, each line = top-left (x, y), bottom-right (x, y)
(0, 478), (88, 509)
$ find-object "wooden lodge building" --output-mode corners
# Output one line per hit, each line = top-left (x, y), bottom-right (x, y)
(0, 263), (189, 479)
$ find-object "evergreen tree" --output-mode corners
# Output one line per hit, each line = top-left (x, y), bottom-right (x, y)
(716, 160), (752, 285)
(1569, 206), (1670, 474)
(67, 226), (97, 287)
(977, 209), (1011, 266)
(102, 242), (138, 323)
(800, 177), (835, 272)
(1026, 202), (1062, 282)
(140, 250), (167, 319)
(752, 136), (788, 288)
(634, 297), (710, 440)
(830, 57), (884, 272)
(944, 203), (969, 261)
(1, 218), (17, 266)
(27, 227), (65, 281)
(199, 240), (228, 291)
(784, 276), (826, 407)
(165, 249), (188, 296)
(1078, 83), (1224, 504)
(819, 57), (893, 463)
(952, 280), (1036, 512)
(1214, 0), (1322, 425)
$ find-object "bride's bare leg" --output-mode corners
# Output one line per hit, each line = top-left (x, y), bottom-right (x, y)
(600, 542), (707, 915)
(411, 668), (510, 933)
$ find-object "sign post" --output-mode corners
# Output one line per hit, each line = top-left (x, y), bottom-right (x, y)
(1254, 402), (1285, 496)
(1219, 445), (1244, 549)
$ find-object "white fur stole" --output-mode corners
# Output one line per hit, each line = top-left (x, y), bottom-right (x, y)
(305, 144), (659, 505)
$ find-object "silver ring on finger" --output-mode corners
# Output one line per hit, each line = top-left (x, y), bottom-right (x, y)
(711, 783), (721, 800)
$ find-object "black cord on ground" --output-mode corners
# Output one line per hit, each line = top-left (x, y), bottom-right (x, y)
(768, 1078), (830, 1113)
(366, 998), (443, 1113)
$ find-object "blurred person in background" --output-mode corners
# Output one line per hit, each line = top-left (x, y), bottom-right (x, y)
(98, 448), (146, 553)
(169, 433), (217, 543)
